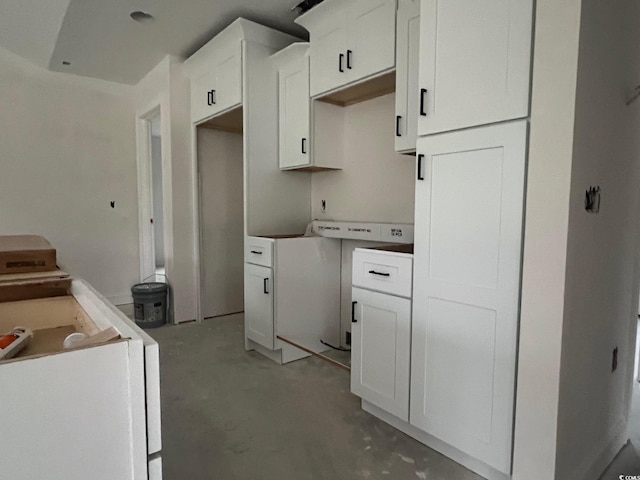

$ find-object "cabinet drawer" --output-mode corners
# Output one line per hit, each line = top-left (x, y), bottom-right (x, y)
(245, 237), (273, 267)
(352, 249), (413, 297)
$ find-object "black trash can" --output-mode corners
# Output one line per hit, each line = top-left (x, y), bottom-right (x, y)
(131, 282), (169, 329)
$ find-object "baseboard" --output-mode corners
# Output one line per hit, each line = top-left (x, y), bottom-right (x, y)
(107, 293), (133, 306)
(362, 400), (510, 480)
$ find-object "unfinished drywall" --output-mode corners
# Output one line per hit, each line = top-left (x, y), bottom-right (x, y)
(555, 0), (640, 477)
(0, 45), (139, 303)
(311, 94), (415, 223)
(198, 128), (244, 319)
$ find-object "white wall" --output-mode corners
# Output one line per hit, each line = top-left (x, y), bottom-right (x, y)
(198, 128), (244, 319)
(310, 93), (415, 347)
(311, 94), (415, 223)
(555, 0), (640, 477)
(512, 0), (582, 476)
(514, 0), (640, 477)
(134, 55), (197, 322)
(0, 45), (139, 303)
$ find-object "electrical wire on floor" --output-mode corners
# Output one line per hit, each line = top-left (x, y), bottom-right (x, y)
(320, 339), (351, 352)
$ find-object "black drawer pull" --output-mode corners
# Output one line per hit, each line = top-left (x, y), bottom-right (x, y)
(263, 278), (269, 294)
(250, 250), (263, 255)
(417, 154), (425, 181)
(396, 115), (402, 137)
(420, 88), (427, 116)
(351, 301), (357, 323)
(369, 270), (390, 277)
(346, 49), (353, 69)
(301, 137), (307, 154)
(339, 53), (345, 73)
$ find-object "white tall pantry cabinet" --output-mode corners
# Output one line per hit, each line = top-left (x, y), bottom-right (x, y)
(410, 0), (533, 477)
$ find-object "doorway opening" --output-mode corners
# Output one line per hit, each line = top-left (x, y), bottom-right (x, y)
(136, 106), (170, 289)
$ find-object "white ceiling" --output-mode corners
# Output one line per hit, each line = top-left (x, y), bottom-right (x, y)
(0, 0), (308, 85)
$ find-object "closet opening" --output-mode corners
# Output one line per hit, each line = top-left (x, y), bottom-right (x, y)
(196, 107), (245, 320)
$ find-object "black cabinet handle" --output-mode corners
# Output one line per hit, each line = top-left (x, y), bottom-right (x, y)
(351, 301), (357, 323)
(369, 270), (391, 277)
(346, 49), (353, 69)
(417, 154), (425, 181)
(207, 90), (216, 106)
(339, 53), (344, 73)
(301, 138), (307, 154)
(396, 116), (402, 137)
(263, 278), (269, 294)
(250, 250), (262, 255)
(420, 88), (427, 116)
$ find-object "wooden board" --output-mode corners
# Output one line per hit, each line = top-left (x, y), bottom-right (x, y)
(0, 269), (69, 285)
(199, 106), (244, 133)
(15, 325), (76, 358)
(316, 71), (396, 107)
(0, 278), (71, 303)
(0, 296), (99, 336)
(0, 235), (57, 274)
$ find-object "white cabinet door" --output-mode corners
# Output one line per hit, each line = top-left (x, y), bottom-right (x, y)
(191, 70), (218, 124)
(351, 287), (411, 421)
(214, 46), (243, 115)
(190, 45), (242, 124)
(309, 19), (349, 97)
(348, 0), (397, 84)
(395, 0), (420, 152)
(244, 263), (274, 349)
(417, 0), (533, 135)
(279, 54), (311, 169)
(411, 121), (526, 473)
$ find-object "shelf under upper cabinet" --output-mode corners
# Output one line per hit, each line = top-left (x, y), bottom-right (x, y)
(315, 70), (396, 107)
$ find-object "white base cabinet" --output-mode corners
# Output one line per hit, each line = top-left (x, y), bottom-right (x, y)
(244, 262), (275, 349)
(0, 280), (161, 480)
(351, 247), (413, 421)
(351, 287), (411, 421)
(244, 235), (341, 363)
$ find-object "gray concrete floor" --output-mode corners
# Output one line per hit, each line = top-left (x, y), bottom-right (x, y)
(147, 313), (484, 480)
(124, 308), (640, 479)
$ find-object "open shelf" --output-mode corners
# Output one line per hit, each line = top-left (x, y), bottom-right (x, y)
(315, 71), (396, 108)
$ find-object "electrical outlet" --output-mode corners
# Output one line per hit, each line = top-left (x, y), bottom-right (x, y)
(612, 347), (618, 372)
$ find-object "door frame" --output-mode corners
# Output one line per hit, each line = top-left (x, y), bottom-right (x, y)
(135, 101), (173, 287)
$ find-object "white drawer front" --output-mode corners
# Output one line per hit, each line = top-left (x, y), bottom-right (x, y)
(352, 250), (413, 297)
(245, 237), (273, 267)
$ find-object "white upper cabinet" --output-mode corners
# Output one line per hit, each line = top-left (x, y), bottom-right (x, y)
(296, 0), (397, 98)
(190, 43), (242, 124)
(394, 0), (420, 153)
(274, 44), (312, 170)
(417, 0), (533, 136)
